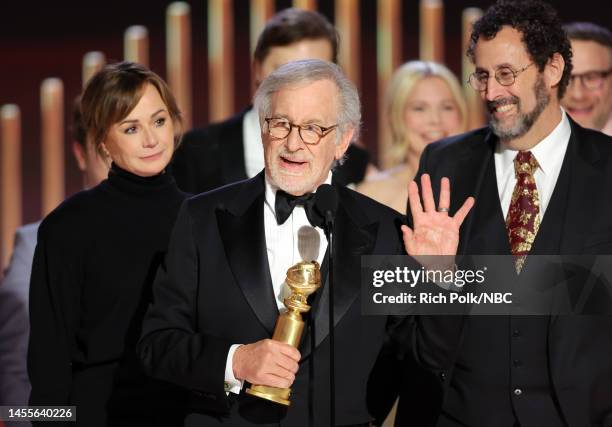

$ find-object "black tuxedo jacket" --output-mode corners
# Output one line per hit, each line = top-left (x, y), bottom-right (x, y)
(170, 109), (371, 194)
(406, 118), (612, 427)
(138, 172), (407, 426)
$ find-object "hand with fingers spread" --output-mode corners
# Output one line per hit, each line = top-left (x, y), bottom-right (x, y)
(232, 339), (301, 389)
(401, 174), (474, 262)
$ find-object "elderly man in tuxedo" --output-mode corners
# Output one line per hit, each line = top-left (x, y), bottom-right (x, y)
(138, 59), (406, 427)
(401, 1), (612, 426)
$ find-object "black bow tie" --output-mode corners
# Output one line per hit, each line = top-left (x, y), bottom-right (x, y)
(275, 190), (324, 227)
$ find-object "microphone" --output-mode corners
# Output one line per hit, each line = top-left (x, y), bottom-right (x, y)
(314, 183), (338, 427)
(314, 184), (338, 234)
(297, 225), (321, 262)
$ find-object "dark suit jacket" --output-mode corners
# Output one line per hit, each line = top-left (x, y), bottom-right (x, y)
(405, 118), (612, 427)
(170, 109), (371, 194)
(0, 223), (38, 427)
(138, 172), (407, 426)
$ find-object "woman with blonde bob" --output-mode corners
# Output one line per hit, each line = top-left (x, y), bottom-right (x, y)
(357, 61), (467, 213)
(28, 62), (188, 426)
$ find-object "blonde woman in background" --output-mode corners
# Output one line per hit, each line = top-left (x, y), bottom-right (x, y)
(357, 61), (467, 213)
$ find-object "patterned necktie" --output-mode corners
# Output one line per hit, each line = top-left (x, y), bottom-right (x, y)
(506, 151), (540, 274)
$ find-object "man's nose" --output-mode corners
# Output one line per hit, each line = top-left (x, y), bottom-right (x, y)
(484, 77), (507, 102)
(566, 76), (586, 100)
(285, 125), (304, 151)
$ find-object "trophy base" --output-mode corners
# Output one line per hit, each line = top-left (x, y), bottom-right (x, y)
(245, 384), (291, 406)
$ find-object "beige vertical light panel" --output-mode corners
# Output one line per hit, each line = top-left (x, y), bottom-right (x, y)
(40, 78), (65, 216)
(293, 0), (316, 10)
(462, 7), (486, 130)
(377, 0), (402, 169)
(0, 105), (21, 270)
(167, 2), (193, 130)
(124, 25), (149, 67)
(82, 51), (106, 88)
(208, 0), (234, 122)
(250, 0), (275, 56)
(335, 0), (361, 92)
(420, 0), (444, 63)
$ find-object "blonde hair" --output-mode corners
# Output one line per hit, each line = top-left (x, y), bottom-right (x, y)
(386, 61), (467, 166)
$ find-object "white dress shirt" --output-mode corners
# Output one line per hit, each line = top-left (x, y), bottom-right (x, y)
(243, 108), (265, 178)
(224, 173), (332, 394)
(494, 108), (571, 220)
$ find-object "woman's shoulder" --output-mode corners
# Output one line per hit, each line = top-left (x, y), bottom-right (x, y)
(358, 165), (412, 191)
(355, 165), (413, 213)
(39, 187), (105, 237)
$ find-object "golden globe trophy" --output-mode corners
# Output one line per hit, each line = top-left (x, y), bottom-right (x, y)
(245, 260), (321, 406)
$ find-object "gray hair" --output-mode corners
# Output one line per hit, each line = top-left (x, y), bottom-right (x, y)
(253, 59), (361, 145)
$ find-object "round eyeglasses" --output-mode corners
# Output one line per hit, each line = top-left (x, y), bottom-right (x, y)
(468, 63), (534, 91)
(568, 68), (612, 90)
(264, 117), (338, 145)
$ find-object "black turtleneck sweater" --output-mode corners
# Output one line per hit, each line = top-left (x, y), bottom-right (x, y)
(28, 165), (188, 426)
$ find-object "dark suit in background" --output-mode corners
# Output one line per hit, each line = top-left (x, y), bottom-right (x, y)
(0, 223), (38, 427)
(407, 119), (612, 427)
(170, 109), (371, 194)
(138, 173), (407, 426)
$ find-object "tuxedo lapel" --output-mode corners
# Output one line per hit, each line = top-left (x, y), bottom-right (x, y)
(455, 131), (504, 255)
(216, 173), (277, 335)
(546, 123), (602, 329)
(557, 122), (602, 254)
(300, 189), (377, 358)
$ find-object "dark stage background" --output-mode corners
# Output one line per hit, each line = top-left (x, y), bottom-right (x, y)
(0, 0), (609, 224)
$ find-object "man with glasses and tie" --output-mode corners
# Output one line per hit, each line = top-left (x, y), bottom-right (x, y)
(400, 0), (612, 425)
(561, 22), (612, 135)
(138, 59), (408, 427)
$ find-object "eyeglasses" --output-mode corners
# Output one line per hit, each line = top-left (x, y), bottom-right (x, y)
(468, 63), (534, 91)
(264, 117), (338, 145)
(569, 68), (612, 90)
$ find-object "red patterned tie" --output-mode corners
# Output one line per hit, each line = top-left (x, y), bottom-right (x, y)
(506, 151), (540, 274)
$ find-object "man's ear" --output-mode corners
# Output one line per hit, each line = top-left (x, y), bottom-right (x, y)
(335, 127), (353, 160)
(546, 52), (565, 90)
(252, 60), (263, 94)
(72, 141), (87, 171)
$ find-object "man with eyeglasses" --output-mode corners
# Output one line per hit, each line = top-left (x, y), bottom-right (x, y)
(400, 0), (612, 426)
(561, 22), (612, 135)
(138, 59), (408, 426)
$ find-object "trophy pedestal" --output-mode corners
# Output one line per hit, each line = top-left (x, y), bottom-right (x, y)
(246, 384), (291, 406)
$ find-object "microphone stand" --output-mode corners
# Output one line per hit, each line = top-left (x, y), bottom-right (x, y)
(324, 212), (335, 427)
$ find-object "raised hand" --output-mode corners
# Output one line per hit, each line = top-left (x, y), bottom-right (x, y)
(233, 339), (301, 389)
(401, 174), (474, 258)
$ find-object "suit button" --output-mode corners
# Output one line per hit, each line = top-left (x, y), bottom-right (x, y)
(513, 359), (522, 368)
(512, 329), (521, 337)
(513, 388), (523, 396)
(440, 372), (447, 381)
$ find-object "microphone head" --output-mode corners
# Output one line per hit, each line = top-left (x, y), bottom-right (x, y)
(298, 225), (321, 261)
(315, 184), (338, 218)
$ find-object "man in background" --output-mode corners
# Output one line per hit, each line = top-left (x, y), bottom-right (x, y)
(170, 8), (372, 194)
(561, 21), (612, 135)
